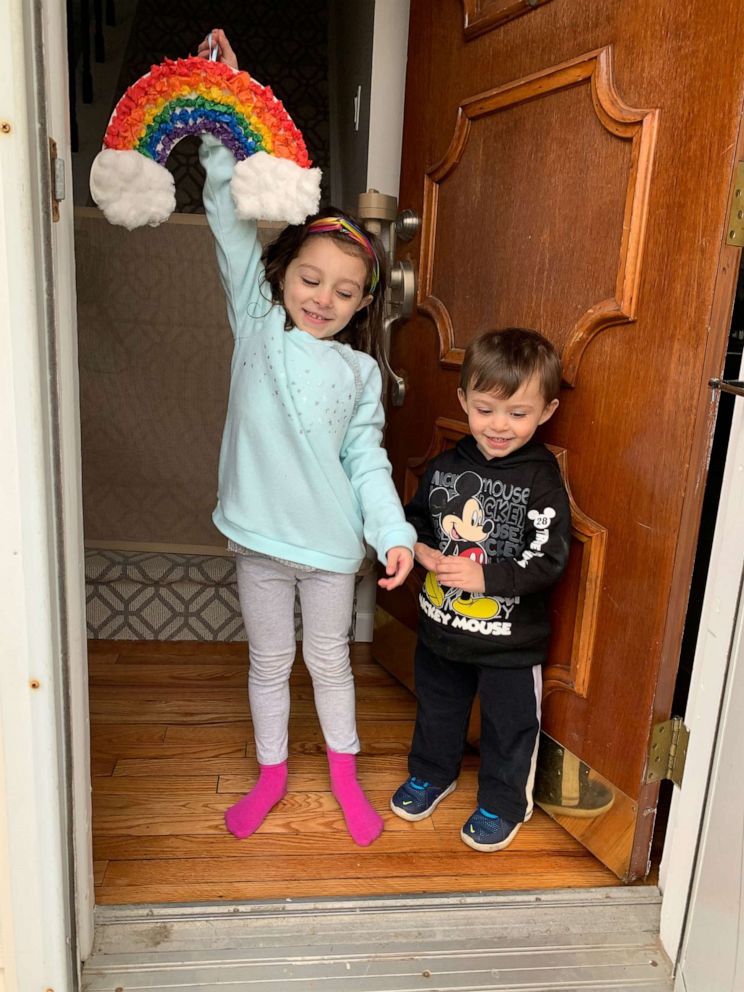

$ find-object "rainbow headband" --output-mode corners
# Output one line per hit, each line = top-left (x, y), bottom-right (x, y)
(90, 56), (321, 229)
(307, 217), (380, 293)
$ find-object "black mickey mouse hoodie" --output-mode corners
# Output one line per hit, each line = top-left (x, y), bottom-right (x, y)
(405, 435), (571, 669)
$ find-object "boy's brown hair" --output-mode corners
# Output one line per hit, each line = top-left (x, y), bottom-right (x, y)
(459, 327), (562, 403)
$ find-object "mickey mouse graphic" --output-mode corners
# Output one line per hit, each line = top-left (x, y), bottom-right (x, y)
(425, 471), (501, 620)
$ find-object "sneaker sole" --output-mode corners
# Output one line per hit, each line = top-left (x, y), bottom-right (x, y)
(459, 820), (521, 852)
(390, 780), (457, 822)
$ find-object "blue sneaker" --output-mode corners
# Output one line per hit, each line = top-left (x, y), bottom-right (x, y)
(461, 807), (522, 851)
(390, 776), (457, 821)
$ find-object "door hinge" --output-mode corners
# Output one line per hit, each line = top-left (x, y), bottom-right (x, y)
(49, 137), (65, 222)
(646, 716), (689, 787)
(726, 162), (744, 246)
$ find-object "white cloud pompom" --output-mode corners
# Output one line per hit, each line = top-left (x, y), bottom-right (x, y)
(90, 149), (176, 230)
(231, 152), (321, 225)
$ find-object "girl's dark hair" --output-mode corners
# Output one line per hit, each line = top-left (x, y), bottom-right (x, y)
(261, 206), (387, 361)
(460, 327), (563, 403)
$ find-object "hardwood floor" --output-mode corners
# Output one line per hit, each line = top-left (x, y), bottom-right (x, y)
(89, 639), (623, 904)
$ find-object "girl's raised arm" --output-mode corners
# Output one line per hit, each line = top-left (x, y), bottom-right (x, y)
(196, 30), (264, 337)
(199, 139), (264, 338)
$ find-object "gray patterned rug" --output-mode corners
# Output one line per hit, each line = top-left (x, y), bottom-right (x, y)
(85, 549), (369, 642)
(86, 549), (254, 640)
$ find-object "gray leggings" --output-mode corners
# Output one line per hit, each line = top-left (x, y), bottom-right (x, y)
(235, 554), (360, 765)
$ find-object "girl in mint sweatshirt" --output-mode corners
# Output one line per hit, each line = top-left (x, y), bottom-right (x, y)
(196, 30), (414, 846)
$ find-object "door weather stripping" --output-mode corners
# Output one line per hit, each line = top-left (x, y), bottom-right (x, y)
(646, 716), (689, 787)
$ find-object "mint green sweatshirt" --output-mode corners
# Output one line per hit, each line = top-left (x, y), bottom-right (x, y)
(200, 138), (415, 573)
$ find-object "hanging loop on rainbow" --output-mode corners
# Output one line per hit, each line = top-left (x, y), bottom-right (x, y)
(89, 55), (322, 230)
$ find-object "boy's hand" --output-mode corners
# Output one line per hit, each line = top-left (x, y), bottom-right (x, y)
(436, 555), (486, 593)
(196, 28), (238, 70)
(414, 542), (443, 572)
(378, 547), (414, 591)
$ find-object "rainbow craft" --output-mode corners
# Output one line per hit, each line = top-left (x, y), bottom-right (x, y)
(90, 56), (321, 229)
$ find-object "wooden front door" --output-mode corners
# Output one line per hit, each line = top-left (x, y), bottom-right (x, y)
(379, 0), (744, 880)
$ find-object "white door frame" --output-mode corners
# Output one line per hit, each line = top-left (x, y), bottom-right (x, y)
(0, 0), (736, 984)
(659, 356), (744, 964)
(673, 415), (744, 986)
(0, 0), (89, 987)
(39, 0), (97, 963)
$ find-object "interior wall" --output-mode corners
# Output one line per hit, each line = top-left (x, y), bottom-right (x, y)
(76, 209), (233, 547)
(367, 0), (410, 199)
(328, 0), (374, 212)
(326, 1), (411, 211)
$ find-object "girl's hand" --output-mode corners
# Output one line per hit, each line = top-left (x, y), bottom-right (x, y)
(435, 555), (486, 593)
(378, 547), (414, 591)
(196, 28), (238, 70)
(414, 542), (443, 571)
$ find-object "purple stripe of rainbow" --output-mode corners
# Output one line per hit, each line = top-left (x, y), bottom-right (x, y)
(137, 102), (265, 164)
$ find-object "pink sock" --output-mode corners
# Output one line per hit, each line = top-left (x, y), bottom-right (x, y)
(224, 761), (288, 839)
(327, 749), (384, 847)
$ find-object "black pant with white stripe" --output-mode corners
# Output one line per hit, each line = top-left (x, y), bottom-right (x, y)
(408, 641), (542, 823)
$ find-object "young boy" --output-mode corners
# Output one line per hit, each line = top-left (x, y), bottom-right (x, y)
(390, 327), (571, 852)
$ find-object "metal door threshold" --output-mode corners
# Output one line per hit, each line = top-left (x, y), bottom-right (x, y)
(82, 886), (673, 991)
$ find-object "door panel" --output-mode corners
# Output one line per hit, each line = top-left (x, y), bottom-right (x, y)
(380, 0), (744, 879)
(419, 47), (655, 379)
